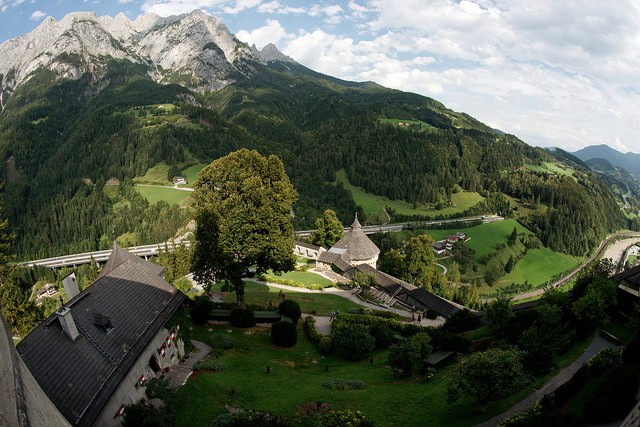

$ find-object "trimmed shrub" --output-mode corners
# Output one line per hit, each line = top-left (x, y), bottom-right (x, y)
(229, 308), (255, 328)
(318, 336), (333, 355)
(304, 316), (322, 343)
(271, 320), (298, 347)
(322, 379), (365, 390)
(278, 299), (302, 324)
(332, 324), (375, 360)
(211, 333), (234, 350)
(190, 296), (213, 325)
(193, 357), (226, 371)
(426, 308), (438, 319)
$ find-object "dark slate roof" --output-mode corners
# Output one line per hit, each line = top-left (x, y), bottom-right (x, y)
(613, 264), (640, 294)
(354, 264), (462, 318)
(294, 240), (321, 251)
(98, 242), (164, 280)
(329, 214), (379, 263)
(16, 245), (185, 427)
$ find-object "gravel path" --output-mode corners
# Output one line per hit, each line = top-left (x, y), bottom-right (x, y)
(475, 334), (619, 427)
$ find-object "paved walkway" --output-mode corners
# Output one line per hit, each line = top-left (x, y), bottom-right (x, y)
(475, 334), (619, 427)
(163, 340), (212, 388)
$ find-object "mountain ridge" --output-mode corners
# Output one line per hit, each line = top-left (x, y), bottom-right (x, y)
(0, 10), (297, 100)
(572, 144), (640, 180)
(0, 10), (634, 259)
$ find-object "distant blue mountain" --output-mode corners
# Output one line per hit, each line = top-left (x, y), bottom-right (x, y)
(572, 144), (640, 179)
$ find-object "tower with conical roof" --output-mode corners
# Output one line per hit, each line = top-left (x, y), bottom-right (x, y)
(317, 213), (380, 270)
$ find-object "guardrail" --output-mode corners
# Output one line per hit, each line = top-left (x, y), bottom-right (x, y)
(20, 241), (191, 269)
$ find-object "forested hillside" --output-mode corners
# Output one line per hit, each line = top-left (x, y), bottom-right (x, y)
(0, 55), (632, 259)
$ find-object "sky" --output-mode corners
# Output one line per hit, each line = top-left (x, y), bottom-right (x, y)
(1, 0), (640, 154)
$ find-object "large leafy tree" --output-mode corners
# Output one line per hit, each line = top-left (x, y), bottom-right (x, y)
(404, 234), (440, 291)
(447, 347), (525, 406)
(310, 209), (343, 248)
(191, 149), (298, 305)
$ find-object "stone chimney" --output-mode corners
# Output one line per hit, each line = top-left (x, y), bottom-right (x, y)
(56, 306), (79, 341)
(62, 272), (80, 300)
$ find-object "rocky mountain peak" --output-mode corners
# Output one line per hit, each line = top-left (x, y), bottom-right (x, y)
(251, 43), (295, 63)
(0, 9), (268, 103)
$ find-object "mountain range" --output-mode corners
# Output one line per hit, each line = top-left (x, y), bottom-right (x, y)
(0, 10), (635, 259)
(572, 144), (640, 181)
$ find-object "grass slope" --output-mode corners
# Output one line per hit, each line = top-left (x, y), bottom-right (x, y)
(502, 247), (578, 286)
(134, 185), (192, 206)
(210, 281), (361, 315)
(335, 169), (484, 222)
(171, 323), (594, 427)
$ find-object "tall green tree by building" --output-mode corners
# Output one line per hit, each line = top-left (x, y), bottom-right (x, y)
(310, 209), (343, 248)
(191, 149), (298, 305)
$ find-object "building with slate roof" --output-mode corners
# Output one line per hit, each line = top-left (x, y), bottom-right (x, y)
(354, 264), (462, 318)
(612, 264), (640, 316)
(317, 214), (380, 271)
(15, 242), (187, 427)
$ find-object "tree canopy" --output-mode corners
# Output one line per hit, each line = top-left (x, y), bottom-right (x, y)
(310, 209), (343, 249)
(191, 149), (298, 304)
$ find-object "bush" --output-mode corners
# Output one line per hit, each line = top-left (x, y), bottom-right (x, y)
(122, 399), (174, 427)
(302, 409), (373, 427)
(332, 324), (375, 360)
(584, 363), (640, 422)
(303, 316), (322, 343)
(442, 309), (481, 333)
(428, 328), (470, 353)
(229, 308), (255, 328)
(211, 334), (233, 356)
(271, 320), (298, 347)
(192, 357), (226, 371)
(210, 410), (290, 427)
(278, 299), (302, 324)
(426, 308), (438, 319)
(322, 379), (365, 390)
(318, 336), (333, 355)
(369, 323), (396, 349)
(144, 378), (171, 400)
(190, 296), (213, 325)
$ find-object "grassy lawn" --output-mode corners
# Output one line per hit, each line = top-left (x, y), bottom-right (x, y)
(172, 325), (501, 427)
(499, 248), (579, 286)
(181, 163), (206, 187)
(210, 281), (362, 316)
(134, 161), (172, 185)
(335, 169), (484, 222)
(426, 220), (581, 292)
(171, 323), (597, 427)
(265, 270), (334, 288)
(135, 185), (192, 206)
(378, 117), (439, 133)
(427, 219), (529, 262)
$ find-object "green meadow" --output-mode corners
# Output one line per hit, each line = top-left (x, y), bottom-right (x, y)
(335, 169), (484, 222)
(427, 219), (580, 290)
(134, 185), (192, 206)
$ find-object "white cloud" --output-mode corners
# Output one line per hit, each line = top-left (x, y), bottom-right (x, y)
(222, 0), (262, 14)
(118, 0), (136, 4)
(0, 0), (26, 12)
(141, 0), (226, 16)
(29, 9), (46, 21)
(236, 18), (291, 48)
